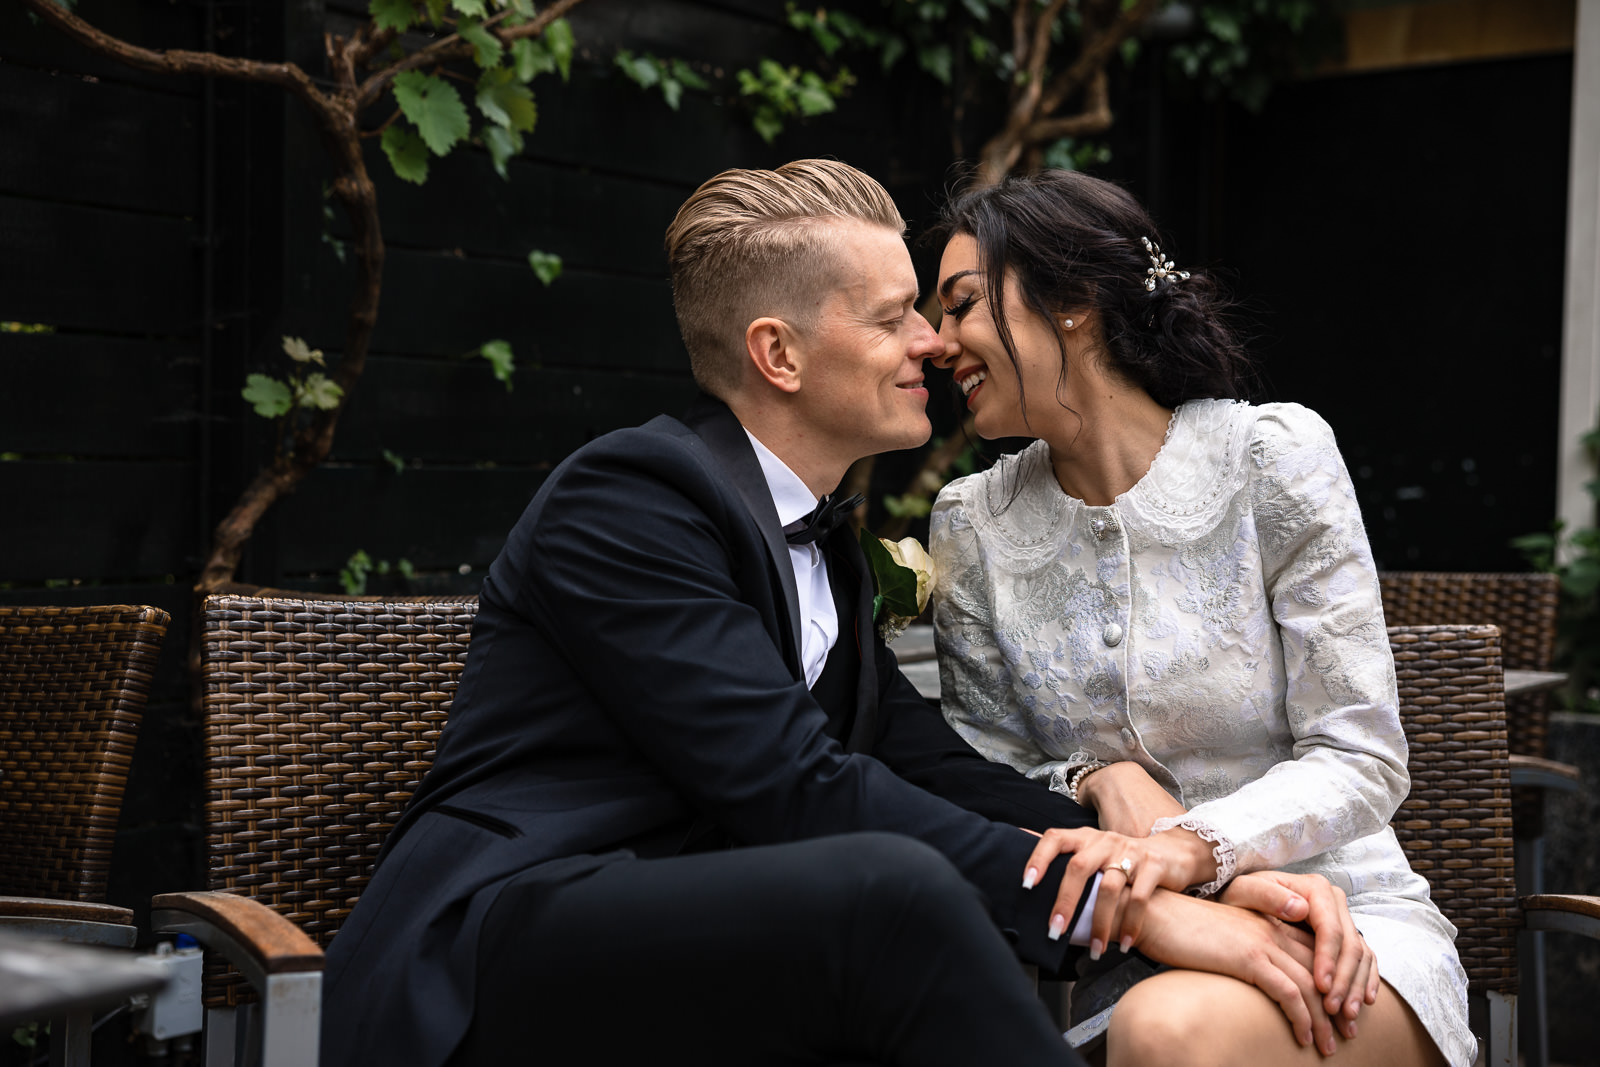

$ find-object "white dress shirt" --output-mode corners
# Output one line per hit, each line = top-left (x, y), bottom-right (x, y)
(745, 431), (838, 688)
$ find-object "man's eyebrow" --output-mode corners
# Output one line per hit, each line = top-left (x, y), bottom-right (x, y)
(939, 269), (981, 300)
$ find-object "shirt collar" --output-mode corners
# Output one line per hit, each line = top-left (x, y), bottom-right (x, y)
(744, 430), (817, 528)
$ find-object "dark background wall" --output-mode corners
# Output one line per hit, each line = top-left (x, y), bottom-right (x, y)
(0, 0), (1573, 952)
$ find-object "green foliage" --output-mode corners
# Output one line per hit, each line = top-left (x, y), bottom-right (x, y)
(392, 70), (471, 155)
(339, 549), (416, 596)
(527, 249), (562, 286)
(478, 339), (515, 389)
(615, 51), (709, 112)
(242, 373), (293, 418)
(1042, 137), (1112, 172)
(241, 337), (347, 457)
(736, 59), (855, 143)
(1, 321), (56, 333)
(382, 448), (407, 474)
(882, 493), (933, 519)
(1514, 420), (1600, 712)
(363, 5), (575, 184)
(858, 528), (922, 621)
(1167, 0), (1343, 112)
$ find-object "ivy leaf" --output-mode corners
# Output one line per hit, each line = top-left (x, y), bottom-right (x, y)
(242, 374), (293, 418)
(661, 78), (684, 110)
(917, 43), (953, 85)
(670, 59), (709, 91)
(299, 372), (345, 411)
(544, 18), (576, 81)
(794, 73), (838, 117)
(450, 0), (488, 16)
(381, 125), (430, 184)
(616, 50), (661, 89)
(282, 335), (325, 365)
(477, 67), (538, 131)
(527, 250), (563, 286)
(458, 17), (503, 69)
(392, 70), (470, 156)
(512, 39), (557, 80)
(369, 0), (415, 33)
(482, 125), (524, 180)
(479, 339), (515, 389)
(752, 108), (783, 144)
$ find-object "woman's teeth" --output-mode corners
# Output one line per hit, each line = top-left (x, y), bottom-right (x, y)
(959, 370), (987, 397)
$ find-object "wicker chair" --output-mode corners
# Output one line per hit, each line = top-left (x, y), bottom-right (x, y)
(0, 603), (171, 1064)
(153, 591), (477, 1067)
(1387, 624), (1600, 1065)
(1379, 572), (1577, 1066)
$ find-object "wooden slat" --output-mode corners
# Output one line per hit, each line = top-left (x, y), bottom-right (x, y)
(0, 61), (200, 215)
(298, 249), (683, 372)
(0, 0), (206, 90)
(0, 460), (198, 582)
(0, 196), (202, 335)
(329, 359), (695, 465)
(268, 465), (551, 573)
(0, 333), (200, 457)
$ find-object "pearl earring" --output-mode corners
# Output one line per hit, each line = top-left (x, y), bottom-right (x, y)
(1062, 318), (1075, 329)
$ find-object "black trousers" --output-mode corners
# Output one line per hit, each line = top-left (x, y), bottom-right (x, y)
(452, 832), (1083, 1066)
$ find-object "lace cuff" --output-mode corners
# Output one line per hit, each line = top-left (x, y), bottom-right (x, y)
(1149, 815), (1237, 898)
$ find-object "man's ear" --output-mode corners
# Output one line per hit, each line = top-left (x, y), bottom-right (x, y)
(745, 316), (803, 394)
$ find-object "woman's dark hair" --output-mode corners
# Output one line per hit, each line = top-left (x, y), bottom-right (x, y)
(934, 170), (1252, 415)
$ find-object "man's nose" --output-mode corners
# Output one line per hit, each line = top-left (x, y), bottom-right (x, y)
(927, 316), (959, 368)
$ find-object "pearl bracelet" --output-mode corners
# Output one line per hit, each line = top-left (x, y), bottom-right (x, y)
(1064, 760), (1111, 804)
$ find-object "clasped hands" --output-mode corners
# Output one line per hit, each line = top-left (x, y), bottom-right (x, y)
(1021, 763), (1379, 1056)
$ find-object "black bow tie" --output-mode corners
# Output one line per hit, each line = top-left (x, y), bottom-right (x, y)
(783, 493), (864, 546)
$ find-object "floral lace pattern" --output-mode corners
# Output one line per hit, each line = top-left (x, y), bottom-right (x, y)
(1148, 814), (1236, 897)
(930, 400), (1474, 1067)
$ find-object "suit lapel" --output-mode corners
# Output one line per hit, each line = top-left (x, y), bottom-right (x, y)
(680, 394), (805, 675)
(830, 529), (881, 754)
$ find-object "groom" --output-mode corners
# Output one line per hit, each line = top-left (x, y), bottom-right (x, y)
(322, 160), (1347, 1067)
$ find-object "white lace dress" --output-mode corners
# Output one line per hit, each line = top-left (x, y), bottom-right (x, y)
(930, 399), (1474, 1067)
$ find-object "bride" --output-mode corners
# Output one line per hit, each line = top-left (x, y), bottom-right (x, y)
(926, 169), (1472, 1067)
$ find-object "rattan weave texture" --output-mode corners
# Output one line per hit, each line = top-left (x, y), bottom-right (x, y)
(1379, 571), (1559, 759)
(1388, 624), (1518, 994)
(199, 593), (477, 1005)
(0, 604), (170, 901)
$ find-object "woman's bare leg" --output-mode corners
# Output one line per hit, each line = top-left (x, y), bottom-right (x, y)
(1105, 971), (1446, 1067)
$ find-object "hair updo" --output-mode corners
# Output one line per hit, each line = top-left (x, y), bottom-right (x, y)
(934, 170), (1252, 413)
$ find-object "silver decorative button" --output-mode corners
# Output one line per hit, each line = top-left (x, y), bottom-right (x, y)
(1102, 623), (1124, 647)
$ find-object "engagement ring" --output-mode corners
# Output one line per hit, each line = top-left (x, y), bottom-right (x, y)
(1106, 857), (1133, 877)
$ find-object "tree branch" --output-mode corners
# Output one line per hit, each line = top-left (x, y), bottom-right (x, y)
(1037, 0), (1158, 118)
(19, 0), (335, 124)
(355, 0), (589, 112)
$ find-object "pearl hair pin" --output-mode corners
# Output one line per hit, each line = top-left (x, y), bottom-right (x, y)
(1141, 236), (1190, 291)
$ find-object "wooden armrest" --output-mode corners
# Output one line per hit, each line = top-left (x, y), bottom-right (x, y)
(0, 897), (134, 925)
(151, 892), (322, 975)
(1522, 894), (1600, 940)
(1508, 754), (1582, 792)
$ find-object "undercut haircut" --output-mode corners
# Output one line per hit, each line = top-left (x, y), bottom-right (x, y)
(664, 159), (905, 398)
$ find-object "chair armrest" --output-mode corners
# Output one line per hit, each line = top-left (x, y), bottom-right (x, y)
(0, 897), (134, 925)
(1522, 894), (1600, 941)
(0, 896), (137, 947)
(1507, 754), (1582, 793)
(151, 892), (322, 993)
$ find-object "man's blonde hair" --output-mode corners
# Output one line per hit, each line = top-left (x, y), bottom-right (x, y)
(664, 159), (905, 397)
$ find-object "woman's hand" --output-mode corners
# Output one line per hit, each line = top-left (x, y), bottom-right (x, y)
(1022, 825), (1217, 956)
(1221, 870), (1380, 1038)
(1074, 761), (1187, 837)
(1137, 888), (1339, 1055)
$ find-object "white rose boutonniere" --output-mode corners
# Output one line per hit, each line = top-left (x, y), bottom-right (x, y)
(858, 531), (937, 643)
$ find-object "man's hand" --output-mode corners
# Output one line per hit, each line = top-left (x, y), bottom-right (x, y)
(1137, 888), (1340, 1055)
(1074, 761), (1187, 837)
(1221, 870), (1380, 1037)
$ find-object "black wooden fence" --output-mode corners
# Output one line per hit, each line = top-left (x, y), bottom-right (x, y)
(0, 0), (1574, 958)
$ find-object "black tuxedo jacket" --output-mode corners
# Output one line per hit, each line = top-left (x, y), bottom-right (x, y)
(322, 396), (1094, 1067)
